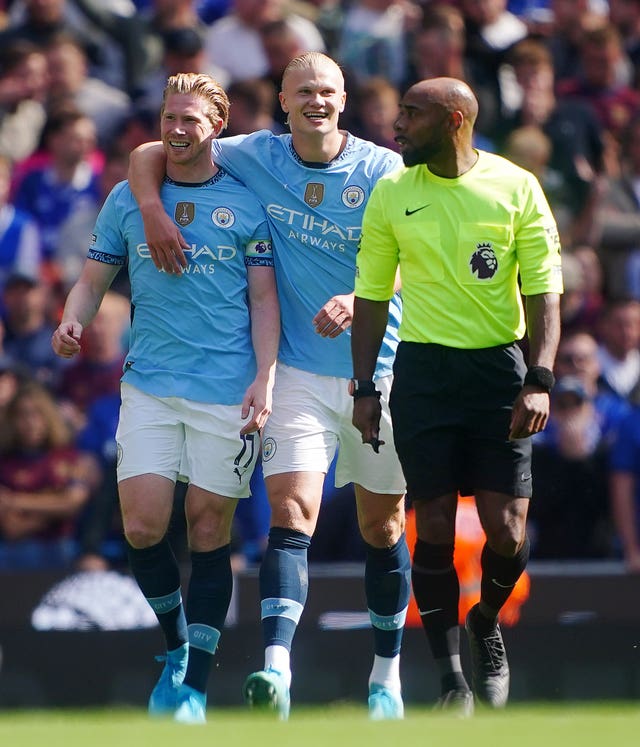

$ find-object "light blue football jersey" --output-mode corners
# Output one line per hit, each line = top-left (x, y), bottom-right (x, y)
(88, 170), (273, 405)
(212, 131), (402, 379)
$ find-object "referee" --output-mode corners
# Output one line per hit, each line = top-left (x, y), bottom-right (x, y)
(351, 77), (562, 715)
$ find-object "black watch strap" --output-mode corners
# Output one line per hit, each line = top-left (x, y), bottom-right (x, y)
(523, 366), (555, 393)
(350, 378), (381, 400)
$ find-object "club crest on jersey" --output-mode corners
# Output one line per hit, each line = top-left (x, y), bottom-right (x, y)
(470, 242), (498, 279)
(211, 207), (235, 228)
(175, 202), (195, 226)
(304, 183), (324, 207)
(342, 185), (365, 208)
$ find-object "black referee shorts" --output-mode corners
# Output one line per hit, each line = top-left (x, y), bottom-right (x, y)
(389, 341), (532, 502)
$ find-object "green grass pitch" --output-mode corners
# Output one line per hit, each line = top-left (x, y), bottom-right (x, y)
(0, 703), (638, 747)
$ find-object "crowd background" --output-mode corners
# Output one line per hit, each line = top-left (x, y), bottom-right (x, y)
(1, 0), (640, 574)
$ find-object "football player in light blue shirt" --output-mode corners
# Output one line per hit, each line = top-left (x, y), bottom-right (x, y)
(128, 53), (410, 721)
(52, 73), (279, 725)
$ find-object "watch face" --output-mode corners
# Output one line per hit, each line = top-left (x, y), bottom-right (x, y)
(348, 378), (356, 396)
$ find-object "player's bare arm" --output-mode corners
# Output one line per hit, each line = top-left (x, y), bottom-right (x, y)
(350, 296), (390, 451)
(52, 259), (120, 359)
(509, 292), (561, 440)
(241, 264), (280, 435)
(313, 292), (354, 338)
(129, 141), (189, 275)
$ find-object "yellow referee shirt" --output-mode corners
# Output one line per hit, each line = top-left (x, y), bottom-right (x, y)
(355, 150), (563, 348)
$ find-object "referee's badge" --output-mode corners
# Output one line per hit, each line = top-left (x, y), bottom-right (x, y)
(175, 202), (195, 226)
(304, 182), (324, 207)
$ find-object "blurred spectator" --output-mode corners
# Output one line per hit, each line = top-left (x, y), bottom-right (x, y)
(0, 352), (26, 415)
(336, 0), (421, 89)
(502, 124), (578, 244)
(555, 328), (630, 443)
(556, 250), (592, 333)
(497, 38), (606, 219)
(2, 269), (67, 389)
(225, 78), (284, 136)
(595, 115), (640, 300)
(408, 3), (498, 138)
(609, 0), (640, 88)
(13, 107), (102, 265)
(609, 391), (640, 571)
(409, 3), (468, 83)
(0, 153), (43, 293)
(596, 298), (640, 400)
(530, 375), (613, 559)
(543, 0), (608, 85)
(0, 0), (118, 88)
(136, 25), (229, 113)
(0, 40), (48, 163)
(0, 314), (31, 416)
(351, 76), (399, 151)
(65, 0), (205, 99)
(556, 23), (640, 143)
(55, 142), (130, 293)
(44, 32), (131, 149)
(56, 289), (129, 434)
(74, 390), (121, 570)
(112, 105), (161, 156)
(204, 0), (325, 83)
(571, 244), (606, 327)
(0, 380), (99, 570)
(460, 0), (528, 136)
(261, 17), (306, 128)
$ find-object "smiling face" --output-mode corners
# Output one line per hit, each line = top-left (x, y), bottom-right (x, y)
(160, 91), (219, 180)
(279, 58), (346, 138)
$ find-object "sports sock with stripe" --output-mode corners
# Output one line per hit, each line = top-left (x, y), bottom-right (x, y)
(127, 538), (187, 651)
(183, 545), (232, 692)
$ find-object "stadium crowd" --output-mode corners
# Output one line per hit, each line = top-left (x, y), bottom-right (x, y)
(1, 0), (640, 573)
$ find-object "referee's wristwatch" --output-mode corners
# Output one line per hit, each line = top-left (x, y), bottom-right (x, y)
(349, 378), (381, 400)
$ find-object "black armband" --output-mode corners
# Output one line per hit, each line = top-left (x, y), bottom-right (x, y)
(523, 366), (555, 393)
(349, 378), (382, 400)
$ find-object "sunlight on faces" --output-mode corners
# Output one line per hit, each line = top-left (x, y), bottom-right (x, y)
(279, 59), (346, 136)
(161, 91), (221, 172)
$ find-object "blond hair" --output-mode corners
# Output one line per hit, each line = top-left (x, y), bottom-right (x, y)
(162, 72), (230, 130)
(282, 52), (344, 89)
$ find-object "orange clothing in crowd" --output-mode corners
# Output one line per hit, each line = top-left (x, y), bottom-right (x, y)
(405, 495), (530, 627)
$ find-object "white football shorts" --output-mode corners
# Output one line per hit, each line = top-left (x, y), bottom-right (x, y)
(261, 363), (406, 494)
(116, 382), (259, 498)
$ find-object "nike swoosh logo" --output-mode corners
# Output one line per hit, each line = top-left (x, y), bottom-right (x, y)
(418, 608), (443, 616)
(405, 204), (431, 216)
(491, 578), (515, 589)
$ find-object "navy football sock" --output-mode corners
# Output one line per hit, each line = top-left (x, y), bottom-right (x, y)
(183, 545), (232, 692)
(259, 527), (311, 651)
(127, 539), (187, 651)
(365, 534), (411, 658)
